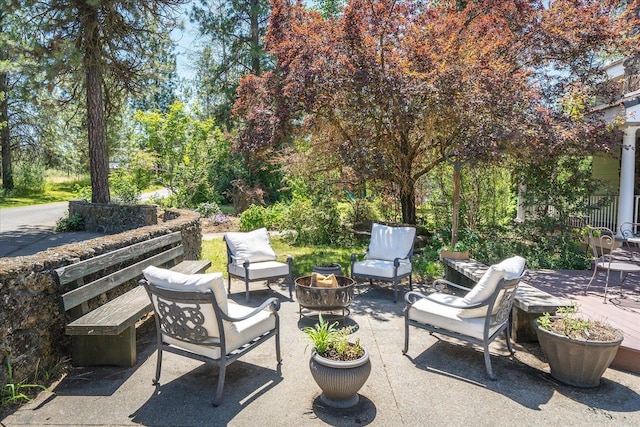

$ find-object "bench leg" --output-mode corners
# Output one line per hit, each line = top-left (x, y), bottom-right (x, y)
(71, 326), (136, 367)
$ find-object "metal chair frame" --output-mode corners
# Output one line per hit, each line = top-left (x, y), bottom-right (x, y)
(403, 274), (523, 380)
(140, 279), (281, 406)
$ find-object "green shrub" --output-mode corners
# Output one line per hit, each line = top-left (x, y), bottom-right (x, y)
(73, 184), (91, 202)
(195, 202), (223, 217)
(55, 212), (84, 232)
(239, 204), (267, 231)
(109, 170), (141, 204)
(13, 160), (46, 194)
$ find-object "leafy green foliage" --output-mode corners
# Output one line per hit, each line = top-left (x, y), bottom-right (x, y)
(302, 314), (364, 361)
(12, 160), (46, 194)
(109, 149), (155, 204)
(134, 101), (231, 209)
(54, 212), (84, 232)
(191, 0), (272, 129)
(302, 314), (340, 355)
(1, 358), (47, 408)
(538, 305), (592, 339)
(195, 202), (223, 218)
(238, 198), (349, 245)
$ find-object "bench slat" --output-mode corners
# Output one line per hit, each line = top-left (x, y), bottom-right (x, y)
(65, 260), (211, 336)
(66, 286), (151, 336)
(60, 245), (184, 312)
(55, 232), (183, 285)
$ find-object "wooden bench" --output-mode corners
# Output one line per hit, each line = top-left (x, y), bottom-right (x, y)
(55, 231), (211, 367)
(441, 257), (572, 342)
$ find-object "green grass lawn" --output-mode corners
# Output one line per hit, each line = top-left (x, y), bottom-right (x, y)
(201, 235), (442, 281)
(0, 180), (88, 208)
(201, 236), (367, 278)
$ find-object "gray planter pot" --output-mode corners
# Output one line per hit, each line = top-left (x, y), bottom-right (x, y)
(309, 348), (371, 408)
(534, 318), (623, 388)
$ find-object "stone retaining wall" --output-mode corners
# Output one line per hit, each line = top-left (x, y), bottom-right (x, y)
(69, 200), (158, 233)
(0, 208), (202, 387)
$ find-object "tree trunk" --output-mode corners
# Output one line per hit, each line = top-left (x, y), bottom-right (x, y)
(83, 5), (110, 203)
(0, 70), (13, 191)
(250, 0), (261, 76)
(400, 179), (416, 225)
(451, 163), (461, 245)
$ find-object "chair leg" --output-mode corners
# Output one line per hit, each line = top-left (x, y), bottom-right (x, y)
(288, 272), (294, 299)
(504, 328), (515, 355)
(409, 273), (413, 291)
(393, 278), (398, 303)
(584, 266), (599, 295)
(275, 328), (282, 364)
(603, 268), (612, 304)
(212, 364), (226, 407)
(152, 348), (163, 385)
(402, 318), (410, 354)
(483, 342), (497, 381)
(245, 277), (250, 303)
(227, 273), (231, 294)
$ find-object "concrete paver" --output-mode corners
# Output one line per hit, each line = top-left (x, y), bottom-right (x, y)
(2, 281), (639, 427)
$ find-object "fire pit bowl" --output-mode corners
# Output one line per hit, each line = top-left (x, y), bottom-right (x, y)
(295, 275), (355, 319)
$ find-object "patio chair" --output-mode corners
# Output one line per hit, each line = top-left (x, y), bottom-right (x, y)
(350, 222), (417, 303)
(224, 228), (294, 302)
(619, 221), (640, 260)
(140, 266), (281, 406)
(584, 225), (640, 303)
(403, 255), (526, 380)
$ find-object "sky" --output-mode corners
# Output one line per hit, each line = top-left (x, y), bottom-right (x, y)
(170, 1), (199, 81)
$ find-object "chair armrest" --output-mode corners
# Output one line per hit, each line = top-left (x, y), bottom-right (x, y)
(405, 291), (430, 304)
(404, 290), (484, 310)
(229, 254), (250, 266)
(393, 256), (411, 267)
(219, 297), (281, 323)
(432, 278), (472, 293)
(350, 253), (366, 262)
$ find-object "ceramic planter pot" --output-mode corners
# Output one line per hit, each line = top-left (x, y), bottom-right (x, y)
(534, 318), (623, 388)
(309, 348), (371, 408)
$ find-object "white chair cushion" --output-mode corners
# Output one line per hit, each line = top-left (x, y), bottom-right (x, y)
(142, 266), (228, 313)
(366, 223), (416, 262)
(408, 297), (503, 340)
(462, 256), (525, 306)
(228, 260), (290, 280)
(459, 255), (525, 318)
(352, 259), (412, 279)
(164, 301), (276, 360)
(224, 228), (277, 264)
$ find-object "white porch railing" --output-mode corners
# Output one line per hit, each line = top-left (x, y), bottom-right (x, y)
(579, 194), (640, 232)
(520, 194), (640, 233)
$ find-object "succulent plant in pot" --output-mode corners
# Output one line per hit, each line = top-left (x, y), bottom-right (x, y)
(534, 305), (623, 388)
(302, 314), (371, 408)
(439, 241), (470, 260)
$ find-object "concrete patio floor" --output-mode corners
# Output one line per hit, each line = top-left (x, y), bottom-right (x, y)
(2, 279), (639, 427)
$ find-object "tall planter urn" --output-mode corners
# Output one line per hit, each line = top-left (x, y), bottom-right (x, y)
(303, 315), (371, 408)
(310, 348), (371, 408)
(534, 317), (623, 388)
